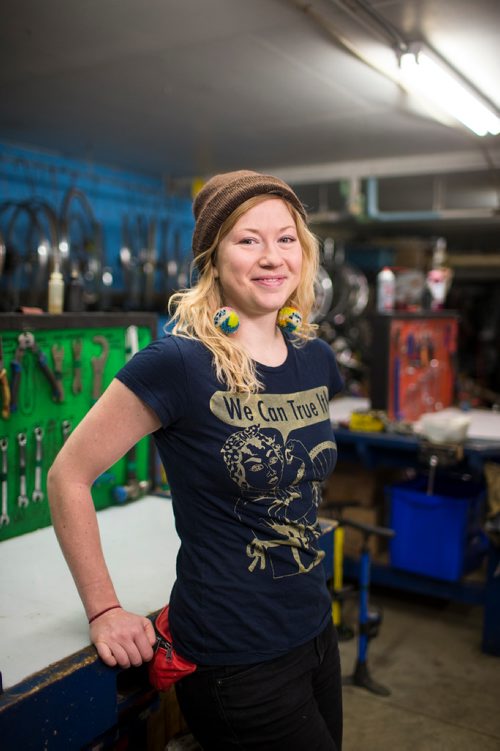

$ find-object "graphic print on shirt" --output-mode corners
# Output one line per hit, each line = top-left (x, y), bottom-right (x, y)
(210, 387), (337, 579)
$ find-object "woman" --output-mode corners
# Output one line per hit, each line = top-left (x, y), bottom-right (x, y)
(48, 170), (344, 750)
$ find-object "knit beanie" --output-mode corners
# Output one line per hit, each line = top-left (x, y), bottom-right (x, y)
(192, 170), (307, 260)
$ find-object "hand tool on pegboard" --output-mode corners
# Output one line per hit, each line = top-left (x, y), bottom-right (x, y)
(16, 332), (63, 403)
(90, 335), (109, 402)
(9, 338), (25, 413)
(32, 427), (44, 503)
(113, 325), (150, 504)
(0, 337), (11, 419)
(17, 432), (29, 508)
(72, 339), (83, 394)
(51, 344), (65, 402)
(0, 437), (9, 525)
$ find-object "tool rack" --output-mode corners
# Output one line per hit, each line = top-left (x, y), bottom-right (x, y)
(0, 312), (157, 542)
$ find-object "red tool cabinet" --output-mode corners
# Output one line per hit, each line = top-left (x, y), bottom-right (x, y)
(370, 312), (459, 421)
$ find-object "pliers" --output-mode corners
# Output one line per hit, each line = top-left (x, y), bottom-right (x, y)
(0, 337), (11, 420)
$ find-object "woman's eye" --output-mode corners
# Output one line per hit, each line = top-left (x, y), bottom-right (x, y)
(239, 237), (258, 245)
(280, 236), (296, 244)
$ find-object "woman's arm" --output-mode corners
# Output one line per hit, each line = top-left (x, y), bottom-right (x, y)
(48, 378), (162, 667)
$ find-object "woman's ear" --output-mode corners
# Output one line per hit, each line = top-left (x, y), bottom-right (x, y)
(212, 255), (219, 278)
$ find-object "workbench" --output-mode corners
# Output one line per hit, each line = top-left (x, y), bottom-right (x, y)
(329, 397), (500, 657)
(330, 398), (500, 475)
(0, 495), (180, 750)
(0, 494), (337, 749)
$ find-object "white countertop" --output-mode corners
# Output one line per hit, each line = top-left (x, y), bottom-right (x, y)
(0, 495), (180, 689)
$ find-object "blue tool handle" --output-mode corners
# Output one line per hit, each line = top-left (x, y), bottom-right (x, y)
(9, 361), (21, 412)
(35, 349), (63, 401)
(113, 486), (129, 504)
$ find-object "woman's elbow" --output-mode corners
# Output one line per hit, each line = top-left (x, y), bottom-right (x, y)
(47, 459), (63, 512)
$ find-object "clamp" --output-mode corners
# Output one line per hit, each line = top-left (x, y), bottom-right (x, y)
(0, 337), (11, 419)
(18, 332), (63, 403)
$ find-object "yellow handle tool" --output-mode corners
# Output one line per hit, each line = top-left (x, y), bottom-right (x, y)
(0, 368), (10, 420)
(0, 336), (11, 420)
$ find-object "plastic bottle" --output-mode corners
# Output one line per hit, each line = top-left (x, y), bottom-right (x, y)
(376, 267), (395, 312)
(48, 262), (65, 314)
(66, 266), (85, 312)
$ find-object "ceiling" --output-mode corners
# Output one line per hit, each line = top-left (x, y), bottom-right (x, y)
(1, 0), (499, 185)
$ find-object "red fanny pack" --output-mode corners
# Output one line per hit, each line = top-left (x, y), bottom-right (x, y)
(149, 604), (197, 691)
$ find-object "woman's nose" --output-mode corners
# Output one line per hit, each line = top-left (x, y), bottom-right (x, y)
(259, 242), (283, 265)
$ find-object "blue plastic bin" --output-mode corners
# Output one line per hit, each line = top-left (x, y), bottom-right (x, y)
(389, 476), (487, 582)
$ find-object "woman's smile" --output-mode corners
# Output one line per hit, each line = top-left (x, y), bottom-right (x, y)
(252, 275), (287, 287)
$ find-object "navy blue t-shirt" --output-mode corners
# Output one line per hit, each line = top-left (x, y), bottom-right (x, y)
(116, 332), (343, 664)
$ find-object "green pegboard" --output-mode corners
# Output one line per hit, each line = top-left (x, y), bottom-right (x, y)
(0, 313), (157, 542)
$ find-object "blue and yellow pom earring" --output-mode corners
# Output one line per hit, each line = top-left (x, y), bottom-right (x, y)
(213, 305), (301, 335)
(277, 306), (302, 333)
(213, 306), (240, 335)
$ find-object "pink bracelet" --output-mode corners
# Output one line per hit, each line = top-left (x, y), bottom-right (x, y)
(88, 604), (122, 624)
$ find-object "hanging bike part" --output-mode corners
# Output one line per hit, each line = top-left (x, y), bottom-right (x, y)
(322, 238), (369, 324)
(174, 226), (191, 290)
(120, 213), (146, 310)
(158, 217), (171, 303)
(59, 187), (104, 309)
(311, 266), (334, 323)
(141, 216), (158, 311)
(3, 202), (53, 310)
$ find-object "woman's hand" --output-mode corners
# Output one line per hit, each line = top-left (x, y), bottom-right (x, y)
(90, 608), (157, 668)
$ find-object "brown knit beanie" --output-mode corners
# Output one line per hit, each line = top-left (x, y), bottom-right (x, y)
(192, 170), (307, 260)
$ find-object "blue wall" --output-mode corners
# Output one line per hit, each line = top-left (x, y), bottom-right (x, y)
(0, 142), (194, 310)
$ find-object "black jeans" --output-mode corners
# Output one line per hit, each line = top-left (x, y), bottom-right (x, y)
(175, 620), (343, 751)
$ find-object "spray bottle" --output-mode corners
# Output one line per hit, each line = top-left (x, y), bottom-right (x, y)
(376, 267), (395, 312)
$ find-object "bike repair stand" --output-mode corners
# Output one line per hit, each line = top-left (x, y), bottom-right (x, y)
(323, 499), (361, 641)
(342, 518), (396, 696)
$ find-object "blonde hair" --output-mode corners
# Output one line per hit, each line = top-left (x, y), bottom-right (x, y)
(168, 195), (319, 394)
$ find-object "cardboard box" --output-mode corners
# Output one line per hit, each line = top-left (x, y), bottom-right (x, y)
(323, 463), (407, 509)
(342, 506), (381, 558)
(323, 463), (377, 508)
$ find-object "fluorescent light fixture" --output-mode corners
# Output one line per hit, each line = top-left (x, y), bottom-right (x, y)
(399, 44), (500, 137)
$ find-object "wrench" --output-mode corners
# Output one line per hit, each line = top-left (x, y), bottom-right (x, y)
(17, 432), (29, 507)
(0, 438), (9, 525)
(32, 427), (44, 502)
(91, 336), (109, 402)
(72, 339), (83, 395)
(9, 339), (26, 413)
(51, 344), (65, 402)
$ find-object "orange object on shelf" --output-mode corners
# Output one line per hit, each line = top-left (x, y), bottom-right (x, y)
(371, 313), (459, 422)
